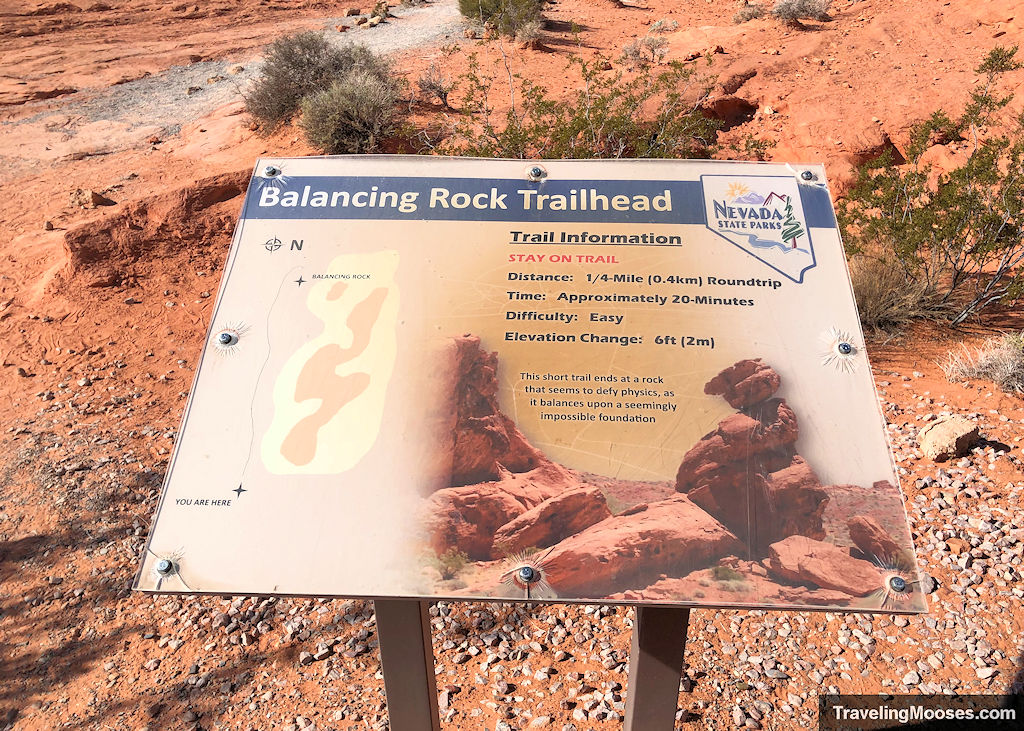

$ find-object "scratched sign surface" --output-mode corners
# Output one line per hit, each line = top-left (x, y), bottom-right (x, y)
(135, 157), (926, 613)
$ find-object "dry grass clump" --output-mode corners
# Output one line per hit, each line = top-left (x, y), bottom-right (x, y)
(849, 255), (944, 333)
(772, 0), (832, 23)
(942, 332), (1024, 395)
(733, 3), (766, 23)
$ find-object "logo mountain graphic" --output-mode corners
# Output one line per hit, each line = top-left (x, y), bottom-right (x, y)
(702, 175), (817, 283)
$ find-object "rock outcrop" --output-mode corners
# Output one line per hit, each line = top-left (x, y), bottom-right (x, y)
(430, 336), (546, 488)
(676, 359), (828, 552)
(767, 535), (882, 597)
(491, 487), (611, 559)
(423, 462), (576, 560)
(704, 358), (781, 409)
(542, 495), (744, 597)
(847, 514), (905, 562)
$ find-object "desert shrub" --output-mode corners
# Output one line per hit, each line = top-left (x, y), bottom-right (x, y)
(370, 0), (390, 19)
(621, 35), (668, 66)
(942, 332), (1024, 394)
(458, 0), (541, 37)
(417, 62), (455, 108)
(772, 0), (831, 23)
(300, 70), (400, 153)
(711, 565), (744, 582)
(245, 33), (392, 130)
(436, 53), (720, 159)
(427, 547), (470, 580)
(734, 3), (766, 23)
(648, 18), (679, 34)
(849, 255), (944, 333)
(839, 46), (1024, 326)
(514, 18), (543, 46)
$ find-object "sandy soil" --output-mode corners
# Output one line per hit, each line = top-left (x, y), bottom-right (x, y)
(2, 0), (1024, 729)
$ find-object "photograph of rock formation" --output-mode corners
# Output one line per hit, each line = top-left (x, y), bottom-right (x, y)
(421, 337), (925, 612)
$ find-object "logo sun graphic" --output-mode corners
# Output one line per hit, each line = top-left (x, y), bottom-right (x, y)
(726, 182), (751, 199)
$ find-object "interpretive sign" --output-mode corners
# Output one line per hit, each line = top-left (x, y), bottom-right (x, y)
(135, 157), (925, 613)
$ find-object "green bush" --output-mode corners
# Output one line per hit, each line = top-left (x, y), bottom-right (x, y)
(300, 70), (400, 154)
(245, 33), (393, 131)
(458, 0), (542, 37)
(710, 565), (744, 582)
(839, 46), (1024, 327)
(428, 547), (470, 580)
(435, 53), (720, 159)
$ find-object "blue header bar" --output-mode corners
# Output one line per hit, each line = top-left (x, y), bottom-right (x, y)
(241, 175), (837, 228)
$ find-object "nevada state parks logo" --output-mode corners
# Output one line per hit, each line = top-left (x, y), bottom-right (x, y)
(701, 175), (817, 283)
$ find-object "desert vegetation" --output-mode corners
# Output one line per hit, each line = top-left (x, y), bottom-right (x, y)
(841, 46), (1024, 329)
(245, 32), (401, 153)
(458, 0), (542, 38)
(430, 53), (720, 159)
(943, 331), (1024, 395)
(733, 0), (831, 25)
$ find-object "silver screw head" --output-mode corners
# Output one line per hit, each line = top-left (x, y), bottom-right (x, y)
(156, 558), (174, 576)
(517, 566), (538, 583)
(526, 165), (547, 181)
(889, 576), (907, 593)
(800, 170), (815, 181)
(218, 332), (233, 345)
(263, 165), (281, 177)
(837, 342), (853, 355)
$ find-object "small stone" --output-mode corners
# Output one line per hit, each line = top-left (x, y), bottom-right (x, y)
(345, 6), (361, 14)
(976, 667), (997, 680)
(298, 651), (313, 666)
(902, 671), (920, 685)
(70, 189), (115, 208)
(44, 220), (54, 231)
(918, 416), (981, 461)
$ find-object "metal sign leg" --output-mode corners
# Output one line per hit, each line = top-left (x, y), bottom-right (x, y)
(624, 606), (691, 731)
(375, 599), (441, 731)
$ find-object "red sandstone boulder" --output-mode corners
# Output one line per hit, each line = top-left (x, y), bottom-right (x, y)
(686, 457), (827, 553)
(429, 336), (547, 488)
(765, 458), (829, 542)
(542, 495), (744, 597)
(491, 487), (611, 558)
(704, 358), (781, 409)
(423, 462), (576, 560)
(767, 535), (882, 597)
(676, 399), (798, 492)
(847, 515), (905, 562)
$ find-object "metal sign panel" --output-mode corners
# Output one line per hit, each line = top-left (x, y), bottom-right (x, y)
(135, 157), (926, 613)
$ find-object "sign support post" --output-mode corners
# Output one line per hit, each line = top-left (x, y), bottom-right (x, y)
(375, 599), (440, 731)
(623, 606), (691, 731)
(373, 601), (692, 731)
